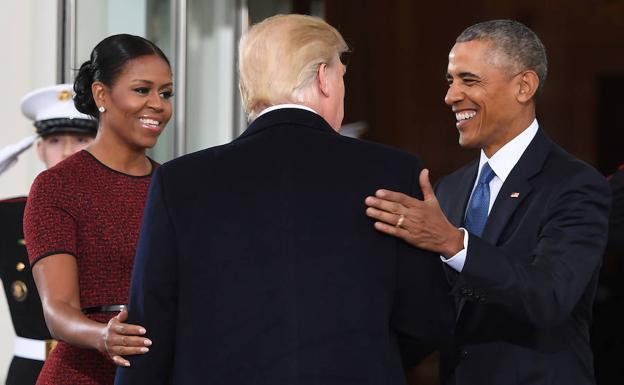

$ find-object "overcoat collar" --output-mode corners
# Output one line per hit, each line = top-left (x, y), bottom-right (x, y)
(236, 108), (338, 141)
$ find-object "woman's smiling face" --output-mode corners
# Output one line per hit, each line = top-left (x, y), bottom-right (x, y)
(97, 54), (174, 150)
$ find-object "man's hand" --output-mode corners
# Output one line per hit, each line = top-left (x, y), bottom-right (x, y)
(365, 169), (464, 257)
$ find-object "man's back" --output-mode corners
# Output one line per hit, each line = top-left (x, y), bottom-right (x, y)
(115, 108), (452, 385)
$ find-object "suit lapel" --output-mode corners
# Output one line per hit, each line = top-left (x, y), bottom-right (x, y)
(455, 129), (552, 322)
(481, 180), (532, 243)
(444, 161), (478, 228)
(481, 129), (552, 244)
(236, 108), (337, 141)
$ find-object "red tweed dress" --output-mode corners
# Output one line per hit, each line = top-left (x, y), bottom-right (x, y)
(24, 150), (157, 385)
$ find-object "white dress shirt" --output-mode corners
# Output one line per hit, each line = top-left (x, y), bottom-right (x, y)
(257, 103), (318, 118)
(442, 119), (539, 272)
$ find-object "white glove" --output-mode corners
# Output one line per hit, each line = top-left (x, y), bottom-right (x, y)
(0, 135), (37, 176)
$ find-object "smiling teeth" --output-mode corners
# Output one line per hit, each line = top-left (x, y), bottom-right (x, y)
(140, 118), (160, 126)
(455, 111), (476, 121)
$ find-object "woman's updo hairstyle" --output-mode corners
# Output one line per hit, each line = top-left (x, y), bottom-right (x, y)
(73, 34), (170, 119)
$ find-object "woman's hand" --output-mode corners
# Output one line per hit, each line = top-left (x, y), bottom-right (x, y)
(101, 307), (152, 366)
(32, 255), (152, 366)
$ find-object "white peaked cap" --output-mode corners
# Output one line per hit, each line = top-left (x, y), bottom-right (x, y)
(20, 83), (92, 122)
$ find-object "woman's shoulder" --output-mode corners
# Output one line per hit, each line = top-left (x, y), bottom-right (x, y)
(45, 150), (92, 176)
(30, 151), (91, 200)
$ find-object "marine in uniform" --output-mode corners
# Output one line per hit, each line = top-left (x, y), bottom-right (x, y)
(0, 84), (97, 385)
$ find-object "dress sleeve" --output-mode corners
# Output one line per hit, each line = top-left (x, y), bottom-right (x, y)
(24, 170), (78, 265)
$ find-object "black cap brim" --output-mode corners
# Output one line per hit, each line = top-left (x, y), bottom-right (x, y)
(35, 118), (98, 138)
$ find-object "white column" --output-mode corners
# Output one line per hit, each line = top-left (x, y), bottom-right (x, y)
(0, 1), (58, 380)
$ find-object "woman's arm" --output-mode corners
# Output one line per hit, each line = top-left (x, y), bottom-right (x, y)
(33, 253), (151, 366)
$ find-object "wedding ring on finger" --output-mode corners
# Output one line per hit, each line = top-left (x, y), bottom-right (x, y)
(396, 214), (405, 228)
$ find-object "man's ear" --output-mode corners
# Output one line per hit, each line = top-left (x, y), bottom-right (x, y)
(92, 81), (107, 109)
(318, 63), (330, 97)
(517, 70), (539, 103)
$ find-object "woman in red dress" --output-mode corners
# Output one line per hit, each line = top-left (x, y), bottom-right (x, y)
(23, 34), (174, 384)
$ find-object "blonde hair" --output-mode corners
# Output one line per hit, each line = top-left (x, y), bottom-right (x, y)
(238, 14), (348, 120)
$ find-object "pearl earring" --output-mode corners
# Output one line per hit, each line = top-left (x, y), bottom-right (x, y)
(98, 106), (106, 113)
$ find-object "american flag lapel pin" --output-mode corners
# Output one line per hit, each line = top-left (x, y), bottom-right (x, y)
(510, 192), (520, 198)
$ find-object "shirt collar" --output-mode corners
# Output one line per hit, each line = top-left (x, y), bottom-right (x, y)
(478, 119), (539, 183)
(257, 104), (318, 118)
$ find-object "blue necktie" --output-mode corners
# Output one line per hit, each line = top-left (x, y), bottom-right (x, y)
(464, 162), (496, 237)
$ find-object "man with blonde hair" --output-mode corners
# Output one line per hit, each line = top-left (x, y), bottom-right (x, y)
(116, 14), (452, 385)
(238, 13), (348, 128)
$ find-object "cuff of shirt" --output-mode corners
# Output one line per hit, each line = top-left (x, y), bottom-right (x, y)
(440, 228), (468, 272)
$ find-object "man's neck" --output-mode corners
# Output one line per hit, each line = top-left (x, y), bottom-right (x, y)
(483, 112), (536, 158)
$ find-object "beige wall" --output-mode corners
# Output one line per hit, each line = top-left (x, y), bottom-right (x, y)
(0, 0), (57, 198)
(0, 0), (57, 380)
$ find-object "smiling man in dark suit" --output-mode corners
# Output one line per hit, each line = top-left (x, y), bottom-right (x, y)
(115, 14), (453, 385)
(365, 20), (610, 385)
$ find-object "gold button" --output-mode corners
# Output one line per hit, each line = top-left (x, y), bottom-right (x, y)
(45, 340), (58, 358)
(16, 262), (26, 272)
(11, 280), (28, 302)
(17, 239), (26, 246)
(58, 89), (72, 101)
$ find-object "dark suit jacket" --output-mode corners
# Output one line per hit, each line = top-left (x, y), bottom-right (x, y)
(607, 167), (624, 252)
(591, 166), (624, 385)
(435, 129), (611, 385)
(115, 108), (453, 385)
